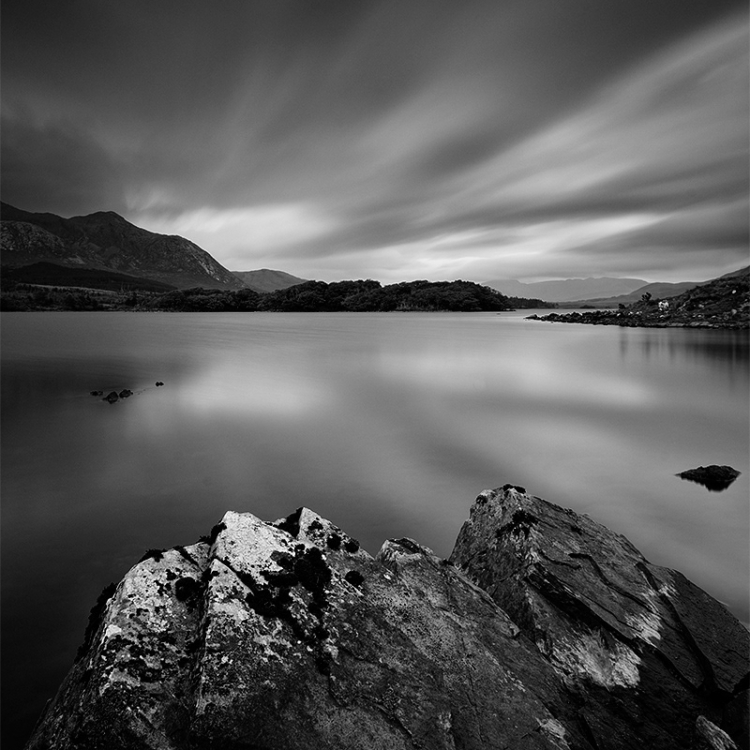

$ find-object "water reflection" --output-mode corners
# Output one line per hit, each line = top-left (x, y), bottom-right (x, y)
(619, 327), (750, 370)
(1, 311), (748, 748)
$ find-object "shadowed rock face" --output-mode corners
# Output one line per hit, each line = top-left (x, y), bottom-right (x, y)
(26, 490), (749, 750)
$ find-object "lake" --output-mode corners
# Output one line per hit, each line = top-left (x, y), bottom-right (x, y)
(2, 311), (748, 748)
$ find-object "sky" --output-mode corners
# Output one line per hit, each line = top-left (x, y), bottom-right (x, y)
(2, 0), (748, 283)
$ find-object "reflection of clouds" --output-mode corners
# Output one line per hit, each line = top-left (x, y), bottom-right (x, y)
(174, 359), (331, 418)
(376, 347), (653, 409)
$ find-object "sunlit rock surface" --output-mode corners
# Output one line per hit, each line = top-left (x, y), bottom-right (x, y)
(27, 488), (749, 750)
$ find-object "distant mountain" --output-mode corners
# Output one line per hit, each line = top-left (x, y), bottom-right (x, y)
(0, 203), (243, 290)
(484, 277), (648, 302)
(530, 266), (749, 329)
(559, 280), (701, 308)
(232, 269), (309, 293)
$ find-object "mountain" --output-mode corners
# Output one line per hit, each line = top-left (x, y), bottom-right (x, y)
(0, 203), (243, 290)
(484, 276), (648, 302)
(529, 266), (749, 329)
(559, 280), (701, 308)
(232, 268), (309, 292)
(2, 262), (177, 293)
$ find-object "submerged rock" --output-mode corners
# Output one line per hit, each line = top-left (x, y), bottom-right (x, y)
(102, 391), (118, 404)
(26, 488), (749, 750)
(678, 465), (741, 492)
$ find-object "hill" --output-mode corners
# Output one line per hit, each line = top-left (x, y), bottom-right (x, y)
(0, 203), (243, 290)
(559, 280), (701, 308)
(232, 269), (309, 292)
(1, 262), (177, 293)
(529, 266), (749, 329)
(484, 276), (647, 302)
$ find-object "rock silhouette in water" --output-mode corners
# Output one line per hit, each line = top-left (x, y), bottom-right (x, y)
(102, 391), (118, 404)
(677, 465), (741, 492)
(25, 486), (749, 750)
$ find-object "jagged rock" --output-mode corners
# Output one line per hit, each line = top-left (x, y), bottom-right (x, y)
(449, 486), (749, 750)
(694, 716), (738, 750)
(26, 488), (749, 750)
(678, 465), (741, 492)
(102, 391), (118, 404)
(118, 389), (133, 399)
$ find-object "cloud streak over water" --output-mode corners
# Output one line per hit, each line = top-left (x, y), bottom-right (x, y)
(2, 0), (747, 282)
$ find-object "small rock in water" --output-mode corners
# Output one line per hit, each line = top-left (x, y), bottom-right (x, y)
(155, 381), (164, 386)
(102, 391), (119, 404)
(90, 390), (103, 397)
(677, 465), (741, 492)
(118, 389), (133, 398)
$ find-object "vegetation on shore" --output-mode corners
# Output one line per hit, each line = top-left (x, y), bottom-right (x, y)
(0, 274), (553, 313)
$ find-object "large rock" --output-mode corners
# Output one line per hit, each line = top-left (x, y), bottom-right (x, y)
(450, 486), (749, 750)
(26, 488), (749, 750)
(677, 465), (741, 492)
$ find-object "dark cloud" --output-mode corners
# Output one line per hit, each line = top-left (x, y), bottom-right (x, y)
(0, 114), (127, 215)
(1, 0), (747, 281)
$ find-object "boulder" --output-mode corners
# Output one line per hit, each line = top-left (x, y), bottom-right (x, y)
(677, 465), (741, 492)
(102, 391), (118, 404)
(450, 486), (749, 750)
(26, 488), (749, 750)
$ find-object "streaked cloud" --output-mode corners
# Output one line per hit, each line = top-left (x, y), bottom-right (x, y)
(1, 0), (746, 282)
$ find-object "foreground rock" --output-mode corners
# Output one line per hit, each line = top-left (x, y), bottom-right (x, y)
(26, 488), (749, 750)
(678, 465), (741, 492)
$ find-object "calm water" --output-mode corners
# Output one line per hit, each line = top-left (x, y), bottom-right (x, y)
(2, 311), (749, 747)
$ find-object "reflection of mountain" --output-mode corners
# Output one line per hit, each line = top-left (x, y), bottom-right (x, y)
(1, 202), (243, 290)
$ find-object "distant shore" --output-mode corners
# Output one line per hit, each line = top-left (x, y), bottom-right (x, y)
(527, 309), (747, 330)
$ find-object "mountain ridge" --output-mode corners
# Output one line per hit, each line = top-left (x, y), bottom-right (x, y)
(484, 276), (648, 302)
(0, 203), (244, 290)
(232, 268), (309, 293)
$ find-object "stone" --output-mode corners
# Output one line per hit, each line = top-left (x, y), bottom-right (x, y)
(694, 716), (738, 750)
(25, 487), (750, 750)
(118, 389), (133, 398)
(449, 487), (749, 750)
(677, 465), (741, 492)
(102, 391), (118, 403)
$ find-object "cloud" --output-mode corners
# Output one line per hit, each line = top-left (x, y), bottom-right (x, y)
(0, 112), (128, 215)
(140, 205), (338, 271)
(1, 0), (746, 281)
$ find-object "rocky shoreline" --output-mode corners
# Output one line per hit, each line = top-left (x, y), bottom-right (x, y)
(26, 486), (749, 750)
(528, 267), (749, 329)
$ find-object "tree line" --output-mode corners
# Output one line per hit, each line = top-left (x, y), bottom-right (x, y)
(1, 277), (555, 312)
